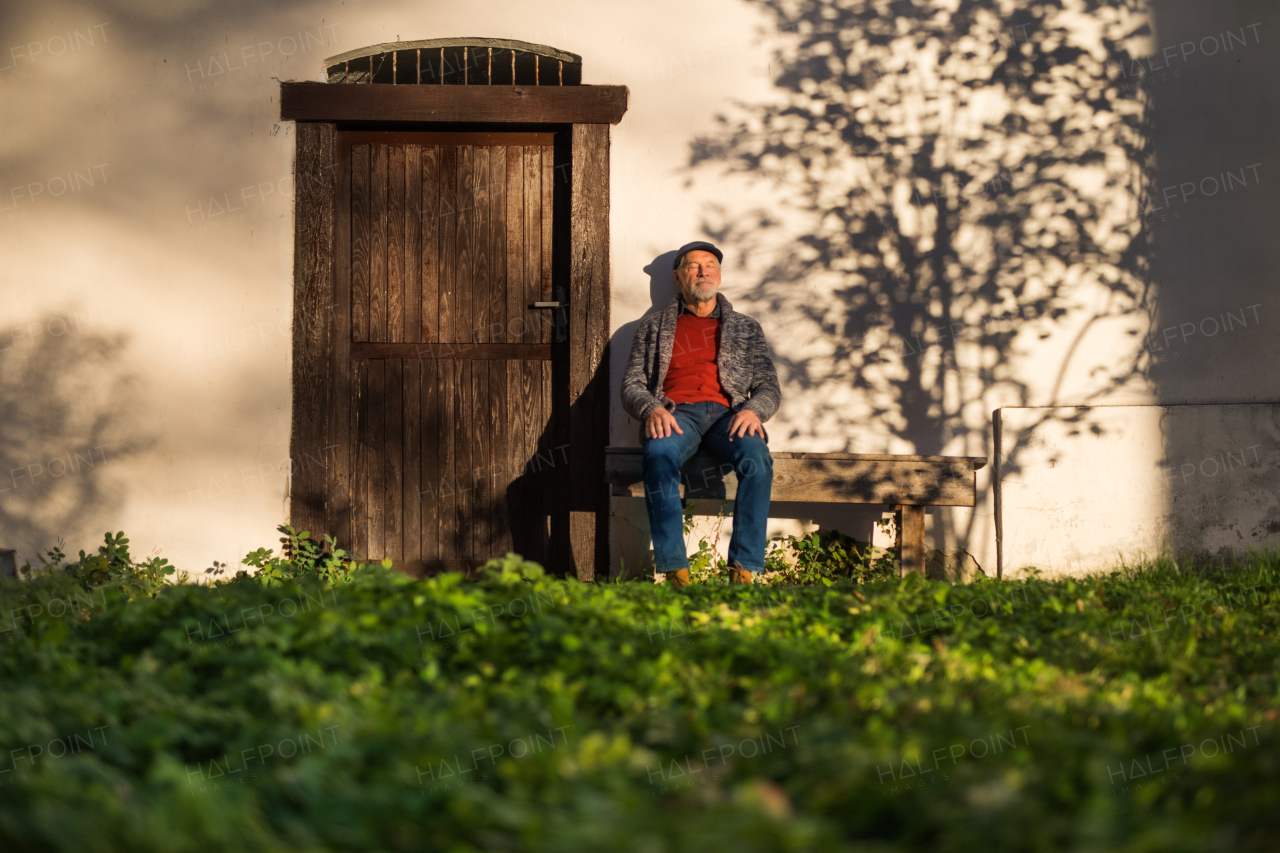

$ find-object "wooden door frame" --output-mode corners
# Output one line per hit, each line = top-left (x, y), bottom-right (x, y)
(283, 83), (626, 581)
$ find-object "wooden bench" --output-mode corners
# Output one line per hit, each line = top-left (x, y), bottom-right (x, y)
(605, 448), (987, 576)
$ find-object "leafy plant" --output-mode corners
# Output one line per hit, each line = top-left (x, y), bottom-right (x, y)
(239, 524), (385, 587)
(17, 541), (69, 578)
(678, 503), (899, 585)
(765, 526), (898, 586)
(685, 502), (732, 584)
(19, 531), (185, 599)
(480, 552), (548, 584)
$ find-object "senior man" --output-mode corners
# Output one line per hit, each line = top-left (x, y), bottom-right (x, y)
(621, 241), (781, 588)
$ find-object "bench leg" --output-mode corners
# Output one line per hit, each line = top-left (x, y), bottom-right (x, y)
(897, 505), (926, 577)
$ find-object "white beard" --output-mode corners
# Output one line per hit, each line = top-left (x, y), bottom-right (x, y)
(687, 282), (717, 303)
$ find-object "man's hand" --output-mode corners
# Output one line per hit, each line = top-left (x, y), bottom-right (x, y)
(727, 409), (764, 441)
(646, 407), (684, 440)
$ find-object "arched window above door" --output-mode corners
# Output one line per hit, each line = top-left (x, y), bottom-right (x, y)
(324, 39), (582, 86)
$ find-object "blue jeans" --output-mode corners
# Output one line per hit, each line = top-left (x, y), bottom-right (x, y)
(641, 402), (773, 574)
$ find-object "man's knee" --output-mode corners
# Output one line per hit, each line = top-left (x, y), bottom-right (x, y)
(643, 438), (685, 470)
(734, 439), (773, 478)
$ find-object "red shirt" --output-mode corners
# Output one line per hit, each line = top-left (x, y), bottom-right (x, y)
(663, 313), (730, 406)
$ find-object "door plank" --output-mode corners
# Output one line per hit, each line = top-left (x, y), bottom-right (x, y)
(507, 358), (528, 560)
(385, 359), (405, 560)
(472, 359), (492, 558)
(541, 145), (554, 308)
(473, 146), (497, 564)
(370, 359), (388, 558)
(489, 146), (507, 344)
(524, 148), (545, 344)
(350, 144), (371, 343)
(402, 359), (421, 562)
(404, 145), (422, 345)
(388, 145), (405, 343)
(546, 140), (570, 572)
(421, 145), (440, 343)
(540, 359), (556, 565)
(455, 146), (475, 346)
(505, 147), (525, 344)
(518, 359), (543, 563)
(353, 359), (371, 556)
(370, 145), (388, 342)
(472, 146), (490, 343)
(438, 356), (458, 563)
(420, 359), (440, 563)
(491, 360), (512, 558)
(453, 360), (473, 561)
(438, 146), (458, 345)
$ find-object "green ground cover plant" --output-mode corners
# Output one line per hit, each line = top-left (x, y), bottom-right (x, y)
(0, 531), (1276, 851)
(684, 504), (899, 585)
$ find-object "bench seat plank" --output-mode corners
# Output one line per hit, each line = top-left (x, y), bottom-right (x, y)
(606, 447), (987, 507)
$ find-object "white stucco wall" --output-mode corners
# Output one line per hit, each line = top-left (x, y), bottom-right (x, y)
(991, 2), (1280, 577)
(1, 0), (1275, 578)
(997, 404), (1280, 577)
(0, 0), (792, 573)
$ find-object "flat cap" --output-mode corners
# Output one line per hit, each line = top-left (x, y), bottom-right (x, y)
(673, 241), (723, 270)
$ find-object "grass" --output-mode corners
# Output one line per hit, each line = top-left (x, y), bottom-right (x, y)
(0, 546), (1276, 851)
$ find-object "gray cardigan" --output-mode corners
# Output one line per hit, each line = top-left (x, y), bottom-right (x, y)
(620, 293), (781, 424)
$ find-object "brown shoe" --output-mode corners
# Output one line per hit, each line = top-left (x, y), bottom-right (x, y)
(730, 567), (755, 584)
(666, 568), (691, 589)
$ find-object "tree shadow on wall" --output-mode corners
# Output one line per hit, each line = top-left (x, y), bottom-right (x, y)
(690, 0), (1160, 552)
(0, 311), (153, 564)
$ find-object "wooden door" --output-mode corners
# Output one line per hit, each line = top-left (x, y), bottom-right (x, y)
(333, 130), (561, 571)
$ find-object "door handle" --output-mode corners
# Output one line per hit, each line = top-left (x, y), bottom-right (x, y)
(529, 302), (563, 309)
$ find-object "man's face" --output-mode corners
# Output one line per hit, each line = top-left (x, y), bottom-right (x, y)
(675, 250), (721, 304)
